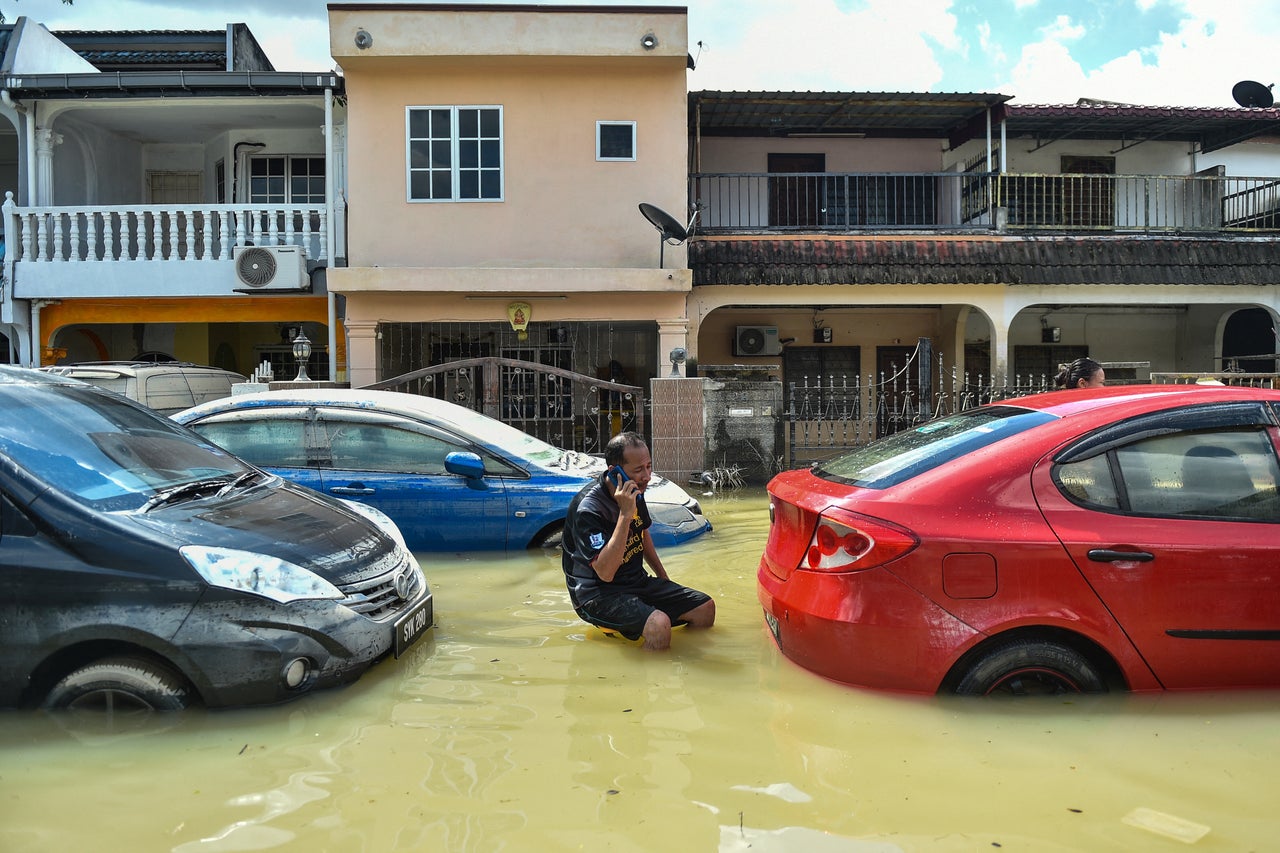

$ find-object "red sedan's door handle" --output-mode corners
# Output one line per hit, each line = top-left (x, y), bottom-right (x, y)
(1087, 548), (1155, 563)
(330, 485), (375, 496)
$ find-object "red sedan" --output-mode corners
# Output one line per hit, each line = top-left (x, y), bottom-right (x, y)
(758, 385), (1280, 695)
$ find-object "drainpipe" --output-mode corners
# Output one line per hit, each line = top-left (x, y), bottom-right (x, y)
(1000, 118), (1007, 171)
(985, 108), (992, 172)
(324, 86), (338, 382)
(26, 108), (35, 204)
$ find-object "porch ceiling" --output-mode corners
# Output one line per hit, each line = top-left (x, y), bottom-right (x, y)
(689, 236), (1280, 286)
(36, 99), (329, 144)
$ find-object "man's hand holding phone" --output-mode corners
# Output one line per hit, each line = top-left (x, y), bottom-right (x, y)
(609, 465), (638, 513)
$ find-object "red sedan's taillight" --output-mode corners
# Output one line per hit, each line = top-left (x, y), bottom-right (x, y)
(804, 515), (917, 572)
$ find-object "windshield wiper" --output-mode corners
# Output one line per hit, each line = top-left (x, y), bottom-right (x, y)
(215, 469), (264, 497)
(139, 477), (235, 513)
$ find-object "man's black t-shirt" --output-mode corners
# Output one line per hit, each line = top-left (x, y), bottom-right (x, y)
(561, 473), (652, 606)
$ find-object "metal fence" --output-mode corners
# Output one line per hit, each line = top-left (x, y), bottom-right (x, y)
(1150, 372), (1280, 388)
(786, 352), (1059, 468)
(691, 171), (1280, 234)
(364, 356), (644, 456)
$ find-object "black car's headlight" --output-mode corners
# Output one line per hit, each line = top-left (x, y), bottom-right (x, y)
(181, 545), (343, 604)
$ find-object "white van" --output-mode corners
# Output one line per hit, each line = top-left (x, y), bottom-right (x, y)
(40, 362), (247, 415)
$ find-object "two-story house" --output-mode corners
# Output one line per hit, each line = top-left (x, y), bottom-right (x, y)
(326, 3), (692, 409)
(684, 92), (1280, 468)
(688, 91), (1280, 388)
(0, 17), (345, 380)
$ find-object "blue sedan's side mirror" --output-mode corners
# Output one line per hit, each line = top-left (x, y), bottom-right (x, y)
(445, 451), (486, 480)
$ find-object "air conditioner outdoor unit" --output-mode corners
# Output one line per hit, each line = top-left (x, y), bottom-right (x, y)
(233, 245), (309, 292)
(735, 325), (782, 357)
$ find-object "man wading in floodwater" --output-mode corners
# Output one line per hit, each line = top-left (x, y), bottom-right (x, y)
(561, 432), (715, 650)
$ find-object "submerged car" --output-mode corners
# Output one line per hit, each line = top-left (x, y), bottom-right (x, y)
(758, 384), (1280, 696)
(174, 388), (712, 552)
(39, 361), (246, 415)
(0, 367), (432, 712)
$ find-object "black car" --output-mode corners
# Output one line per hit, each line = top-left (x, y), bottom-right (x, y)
(0, 367), (433, 713)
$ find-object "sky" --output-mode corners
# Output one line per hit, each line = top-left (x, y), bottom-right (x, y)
(7, 0), (1280, 107)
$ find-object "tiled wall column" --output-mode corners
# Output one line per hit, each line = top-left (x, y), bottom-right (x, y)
(649, 376), (706, 484)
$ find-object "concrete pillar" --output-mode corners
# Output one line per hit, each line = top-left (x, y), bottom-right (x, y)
(656, 317), (690, 377)
(34, 129), (62, 206)
(345, 319), (379, 388)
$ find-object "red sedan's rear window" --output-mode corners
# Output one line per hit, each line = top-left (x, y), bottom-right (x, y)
(813, 406), (1057, 488)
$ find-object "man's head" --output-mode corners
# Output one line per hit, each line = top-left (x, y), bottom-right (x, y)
(604, 431), (653, 491)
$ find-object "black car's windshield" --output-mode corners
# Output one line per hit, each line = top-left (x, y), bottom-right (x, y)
(814, 406), (1057, 488)
(0, 385), (252, 511)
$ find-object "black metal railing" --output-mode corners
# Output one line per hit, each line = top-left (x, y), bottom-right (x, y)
(692, 171), (1280, 235)
(364, 357), (644, 455)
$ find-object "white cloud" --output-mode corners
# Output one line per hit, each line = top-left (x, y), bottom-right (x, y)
(1039, 14), (1086, 42)
(689, 0), (962, 91)
(1013, 0), (1280, 106)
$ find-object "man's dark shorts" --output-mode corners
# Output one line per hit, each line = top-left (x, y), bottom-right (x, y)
(575, 575), (711, 641)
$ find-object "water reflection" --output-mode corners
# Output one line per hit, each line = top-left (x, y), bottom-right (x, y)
(3, 488), (1279, 851)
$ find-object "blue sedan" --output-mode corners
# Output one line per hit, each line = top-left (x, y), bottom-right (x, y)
(174, 388), (711, 552)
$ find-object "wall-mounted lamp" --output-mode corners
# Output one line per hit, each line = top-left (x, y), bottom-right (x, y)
(1040, 316), (1061, 343)
(669, 346), (687, 377)
(354, 29), (373, 49)
(640, 32), (658, 50)
(291, 332), (312, 381)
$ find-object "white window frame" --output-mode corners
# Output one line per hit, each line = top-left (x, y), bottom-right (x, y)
(406, 105), (505, 203)
(596, 120), (637, 161)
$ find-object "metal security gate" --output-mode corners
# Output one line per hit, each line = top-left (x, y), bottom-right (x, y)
(786, 339), (1059, 468)
(364, 357), (644, 456)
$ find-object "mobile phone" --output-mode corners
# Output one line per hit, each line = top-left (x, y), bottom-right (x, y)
(609, 465), (630, 485)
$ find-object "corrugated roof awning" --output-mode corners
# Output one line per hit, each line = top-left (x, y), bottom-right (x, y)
(690, 90), (1011, 147)
(1000, 102), (1280, 154)
(690, 91), (1280, 153)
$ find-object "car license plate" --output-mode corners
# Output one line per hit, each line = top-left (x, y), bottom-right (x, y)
(394, 597), (433, 657)
(763, 609), (781, 644)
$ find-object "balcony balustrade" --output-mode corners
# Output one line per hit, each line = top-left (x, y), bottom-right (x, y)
(1, 194), (331, 269)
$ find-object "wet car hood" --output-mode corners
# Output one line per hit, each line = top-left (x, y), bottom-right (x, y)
(122, 480), (393, 580)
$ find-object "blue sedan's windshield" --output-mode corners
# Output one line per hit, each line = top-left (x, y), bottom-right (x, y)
(815, 406), (1057, 489)
(0, 386), (250, 511)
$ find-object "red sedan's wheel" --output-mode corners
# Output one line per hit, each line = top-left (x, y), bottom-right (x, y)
(953, 639), (1108, 697)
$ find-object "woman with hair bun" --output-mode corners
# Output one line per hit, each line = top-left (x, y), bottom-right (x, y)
(1055, 357), (1105, 389)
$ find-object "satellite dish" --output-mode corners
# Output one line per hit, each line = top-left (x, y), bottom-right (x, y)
(638, 202), (698, 268)
(1232, 80), (1274, 108)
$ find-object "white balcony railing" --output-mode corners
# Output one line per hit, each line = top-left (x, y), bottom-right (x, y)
(1, 193), (330, 267)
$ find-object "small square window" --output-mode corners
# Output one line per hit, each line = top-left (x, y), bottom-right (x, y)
(597, 121), (636, 161)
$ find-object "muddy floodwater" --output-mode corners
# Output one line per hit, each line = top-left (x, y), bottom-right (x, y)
(3, 488), (1279, 851)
